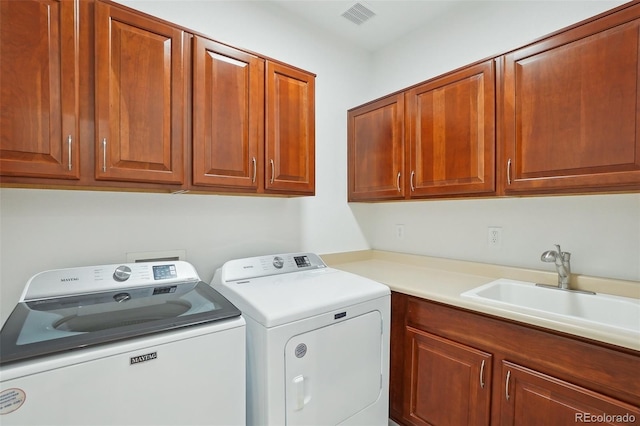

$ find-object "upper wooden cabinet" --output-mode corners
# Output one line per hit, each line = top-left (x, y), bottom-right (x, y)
(94, 1), (188, 185)
(348, 94), (405, 201)
(1, 0), (314, 195)
(350, 1), (640, 201)
(348, 60), (495, 201)
(0, 0), (80, 180)
(192, 51), (315, 194)
(501, 4), (640, 194)
(265, 61), (315, 195)
(192, 36), (264, 190)
(406, 60), (495, 197)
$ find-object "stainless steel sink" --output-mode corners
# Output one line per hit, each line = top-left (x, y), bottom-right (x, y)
(461, 279), (640, 334)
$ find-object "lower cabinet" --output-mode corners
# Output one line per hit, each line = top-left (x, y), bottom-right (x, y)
(390, 292), (640, 426)
(403, 328), (491, 426)
(501, 361), (640, 426)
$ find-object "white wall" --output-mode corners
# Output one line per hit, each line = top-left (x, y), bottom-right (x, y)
(352, 194), (640, 281)
(352, 0), (640, 282)
(368, 0), (630, 99)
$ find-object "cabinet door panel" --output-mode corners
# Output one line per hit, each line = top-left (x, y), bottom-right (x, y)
(265, 62), (315, 194)
(0, 0), (79, 179)
(407, 60), (495, 196)
(501, 361), (640, 426)
(403, 327), (491, 426)
(502, 12), (640, 193)
(95, 2), (186, 184)
(192, 37), (264, 189)
(348, 94), (405, 201)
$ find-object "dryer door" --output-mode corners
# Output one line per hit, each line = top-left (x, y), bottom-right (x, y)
(284, 310), (383, 425)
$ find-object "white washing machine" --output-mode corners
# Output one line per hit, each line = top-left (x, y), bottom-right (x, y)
(0, 261), (246, 426)
(211, 253), (390, 426)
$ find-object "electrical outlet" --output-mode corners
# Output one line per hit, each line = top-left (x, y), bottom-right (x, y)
(487, 227), (502, 247)
(395, 224), (405, 240)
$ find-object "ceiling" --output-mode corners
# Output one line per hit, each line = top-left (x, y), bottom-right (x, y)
(269, 1), (465, 52)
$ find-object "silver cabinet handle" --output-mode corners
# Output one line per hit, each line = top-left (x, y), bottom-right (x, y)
(396, 172), (401, 192)
(410, 170), (415, 192)
(507, 158), (512, 185)
(505, 370), (511, 400)
(270, 159), (275, 184)
(480, 360), (485, 389)
(67, 135), (72, 170)
(252, 157), (257, 183)
(102, 138), (107, 172)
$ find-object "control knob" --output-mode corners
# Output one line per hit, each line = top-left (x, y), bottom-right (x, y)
(273, 256), (284, 269)
(113, 265), (132, 282)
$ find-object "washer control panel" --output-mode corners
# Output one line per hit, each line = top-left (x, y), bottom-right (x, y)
(22, 261), (199, 301)
(221, 253), (326, 282)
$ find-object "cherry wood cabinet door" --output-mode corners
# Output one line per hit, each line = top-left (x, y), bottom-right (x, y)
(502, 5), (640, 194)
(500, 361), (640, 426)
(265, 61), (315, 194)
(389, 292), (408, 422)
(94, 1), (187, 184)
(406, 60), (496, 197)
(402, 327), (492, 426)
(192, 36), (264, 190)
(0, 0), (79, 179)
(348, 94), (405, 201)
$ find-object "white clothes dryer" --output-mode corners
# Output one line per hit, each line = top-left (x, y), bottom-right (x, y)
(0, 261), (246, 426)
(211, 253), (390, 426)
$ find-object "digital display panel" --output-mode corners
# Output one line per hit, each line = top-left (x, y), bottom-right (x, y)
(152, 264), (177, 280)
(294, 256), (311, 268)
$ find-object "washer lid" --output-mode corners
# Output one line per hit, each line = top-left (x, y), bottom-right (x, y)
(0, 262), (241, 365)
(213, 265), (389, 328)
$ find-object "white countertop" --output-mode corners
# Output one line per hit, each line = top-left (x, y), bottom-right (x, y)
(321, 250), (640, 352)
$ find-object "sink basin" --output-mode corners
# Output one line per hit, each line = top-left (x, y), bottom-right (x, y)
(461, 279), (640, 334)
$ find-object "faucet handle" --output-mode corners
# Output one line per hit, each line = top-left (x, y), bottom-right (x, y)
(554, 244), (562, 254)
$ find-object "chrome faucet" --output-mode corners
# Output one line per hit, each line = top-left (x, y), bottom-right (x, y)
(541, 244), (571, 289)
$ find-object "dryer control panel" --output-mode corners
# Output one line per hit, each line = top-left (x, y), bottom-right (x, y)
(220, 253), (326, 282)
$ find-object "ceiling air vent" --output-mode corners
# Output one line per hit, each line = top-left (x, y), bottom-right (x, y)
(341, 2), (376, 25)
